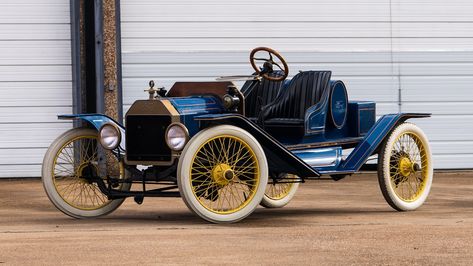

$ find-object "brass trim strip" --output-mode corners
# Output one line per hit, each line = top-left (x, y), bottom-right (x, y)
(162, 99), (180, 116)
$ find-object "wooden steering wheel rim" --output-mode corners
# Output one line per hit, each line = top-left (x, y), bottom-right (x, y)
(250, 47), (289, 82)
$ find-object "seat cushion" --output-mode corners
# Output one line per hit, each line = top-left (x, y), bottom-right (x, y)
(263, 118), (305, 138)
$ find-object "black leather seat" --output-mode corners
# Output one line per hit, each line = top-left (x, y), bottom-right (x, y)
(258, 71), (332, 135)
(241, 71), (286, 123)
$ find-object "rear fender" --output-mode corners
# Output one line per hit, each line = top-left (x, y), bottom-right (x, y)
(194, 114), (320, 178)
(58, 114), (126, 150)
(334, 113), (431, 174)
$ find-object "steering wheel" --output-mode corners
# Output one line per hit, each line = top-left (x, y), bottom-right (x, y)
(250, 47), (289, 82)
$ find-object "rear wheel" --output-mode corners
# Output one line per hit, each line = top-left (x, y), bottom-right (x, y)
(177, 125), (268, 223)
(42, 128), (131, 218)
(378, 123), (433, 211)
(261, 174), (299, 208)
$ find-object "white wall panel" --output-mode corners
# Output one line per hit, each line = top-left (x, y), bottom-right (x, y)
(408, 116), (473, 141)
(123, 22), (391, 38)
(0, 82), (72, 107)
(0, 66), (71, 82)
(401, 76), (473, 102)
(122, 63), (396, 79)
(0, 148), (46, 166)
(122, 38), (392, 52)
(0, 123), (72, 149)
(0, 165), (43, 179)
(402, 103), (473, 115)
(0, 24), (70, 40)
(121, 0), (392, 22)
(392, 0), (473, 22)
(0, 106), (71, 123)
(0, 0), (69, 24)
(0, 41), (71, 65)
(122, 0), (473, 169)
(0, 0), (71, 178)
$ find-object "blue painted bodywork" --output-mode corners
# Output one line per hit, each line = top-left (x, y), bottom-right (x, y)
(58, 76), (430, 179)
(168, 96), (224, 136)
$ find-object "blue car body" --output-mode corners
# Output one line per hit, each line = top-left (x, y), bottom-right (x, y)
(59, 82), (430, 180)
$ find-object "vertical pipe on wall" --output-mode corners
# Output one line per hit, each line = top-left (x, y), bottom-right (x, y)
(94, 0), (105, 114)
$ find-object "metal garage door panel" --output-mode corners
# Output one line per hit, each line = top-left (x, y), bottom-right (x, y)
(122, 0), (391, 22)
(0, 82), (72, 107)
(0, 0), (71, 178)
(121, 0), (473, 169)
(0, 123), (72, 149)
(0, 106), (71, 123)
(0, 41), (70, 65)
(392, 0), (473, 22)
(0, 165), (44, 178)
(0, 0), (69, 24)
(123, 22), (391, 38)
(401, 76), (473, 102)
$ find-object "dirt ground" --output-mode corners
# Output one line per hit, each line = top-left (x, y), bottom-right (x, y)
(0, 172), (472, 265)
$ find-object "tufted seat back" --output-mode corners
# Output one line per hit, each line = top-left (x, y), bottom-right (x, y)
(241, 71), (286, 120)
(259, 71), (332, 126)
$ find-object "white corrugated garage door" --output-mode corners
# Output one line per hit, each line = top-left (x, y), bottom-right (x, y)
(120, 0), (473, 169)
(0, 0), (71, 177)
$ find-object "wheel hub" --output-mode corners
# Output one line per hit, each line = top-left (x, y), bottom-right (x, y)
(399, 157), (414, 177)
(77, 163), (98, 183)
(211, 163), (234, 186)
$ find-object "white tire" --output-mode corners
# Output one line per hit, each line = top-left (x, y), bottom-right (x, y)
(42, 128), (131, 218)
(177, 125), (268, 223)
(378, 122), (433, 211)
(261, 174), (299, 208)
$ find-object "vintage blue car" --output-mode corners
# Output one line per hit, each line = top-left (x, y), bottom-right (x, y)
(42, 47), (433, 223)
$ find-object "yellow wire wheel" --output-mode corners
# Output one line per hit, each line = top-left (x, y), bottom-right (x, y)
(178, 125), (268, 223)
(261, 174), (299, 208)
(378, 122), (433, 211)
(42, 128), (130, 218)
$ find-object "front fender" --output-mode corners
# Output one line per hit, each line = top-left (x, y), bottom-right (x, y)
(58, 114), (126, 150)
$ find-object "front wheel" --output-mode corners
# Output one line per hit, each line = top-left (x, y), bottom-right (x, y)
(378, 123), (433, 211)
(42, 128), (131, 218)
(177, 125), (268, 223)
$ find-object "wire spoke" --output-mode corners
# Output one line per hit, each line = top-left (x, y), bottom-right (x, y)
(189, 135), (259, 214)
(51, 135), (127, 210)
(389, 132), (429, 202)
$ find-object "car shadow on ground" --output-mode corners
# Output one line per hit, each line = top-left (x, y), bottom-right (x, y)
(22, 206), (397, 229)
